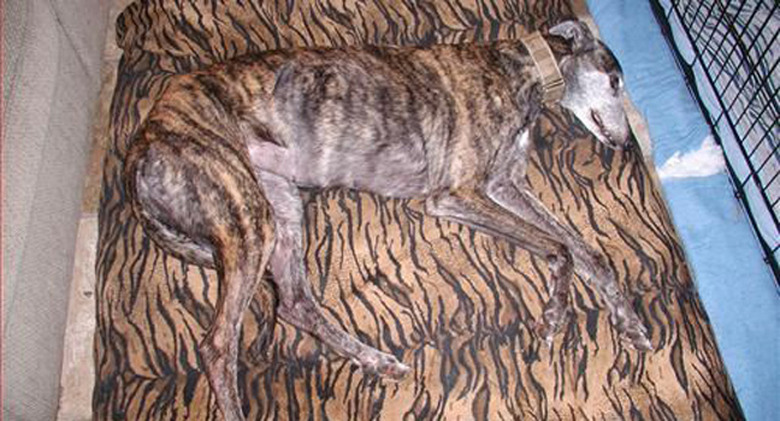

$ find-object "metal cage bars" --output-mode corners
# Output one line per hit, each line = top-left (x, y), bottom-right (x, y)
(649, 0), (779, 284)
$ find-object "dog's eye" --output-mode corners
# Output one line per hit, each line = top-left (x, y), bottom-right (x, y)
(609, 75), (620, 93)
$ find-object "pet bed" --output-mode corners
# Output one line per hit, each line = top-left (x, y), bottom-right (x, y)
(93, 0), (743, 418)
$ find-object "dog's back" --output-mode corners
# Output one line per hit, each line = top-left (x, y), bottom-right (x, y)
(154, 42), (542, 198)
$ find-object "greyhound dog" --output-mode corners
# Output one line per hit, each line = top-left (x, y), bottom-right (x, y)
(124, 20), (651, 421)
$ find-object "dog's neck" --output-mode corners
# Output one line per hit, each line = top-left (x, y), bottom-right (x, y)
(520, 32), (566, 105)
(491, 34), (573, 114)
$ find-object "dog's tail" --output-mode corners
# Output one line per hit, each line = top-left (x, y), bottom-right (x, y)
(124, 125), (276, 421)
(199, 221), (275, 421)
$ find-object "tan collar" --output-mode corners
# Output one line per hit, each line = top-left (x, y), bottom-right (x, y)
(520, 32), (565, 105)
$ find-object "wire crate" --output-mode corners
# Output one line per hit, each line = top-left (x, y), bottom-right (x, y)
(650, 0), (779, 283)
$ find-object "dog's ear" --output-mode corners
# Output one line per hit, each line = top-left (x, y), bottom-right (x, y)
(549, 20), (594, 52)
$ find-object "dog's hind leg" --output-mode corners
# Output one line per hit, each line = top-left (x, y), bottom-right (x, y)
(126, 139), (276, 421)
(200, 237), (275, 421)
(255, 170), (410, 379)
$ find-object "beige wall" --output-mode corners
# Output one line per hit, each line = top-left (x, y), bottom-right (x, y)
(2, 0), (110, 419)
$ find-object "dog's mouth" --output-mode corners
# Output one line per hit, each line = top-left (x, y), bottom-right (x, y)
(590, 110), (625, 150)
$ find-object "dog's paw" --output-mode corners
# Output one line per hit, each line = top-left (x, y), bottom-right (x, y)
(374, 355), (411, 380)
(355, 350), (410, 380)
(535, 301), (573, 346)
(621, 324), (653, 352)
(612, 312), (653, 351)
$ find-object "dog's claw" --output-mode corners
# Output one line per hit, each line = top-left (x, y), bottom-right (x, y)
(535, 320), (555, 345)
(535, 320), (564, 347)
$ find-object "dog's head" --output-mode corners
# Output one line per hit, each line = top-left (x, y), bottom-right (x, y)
(549, 20), (631, 150)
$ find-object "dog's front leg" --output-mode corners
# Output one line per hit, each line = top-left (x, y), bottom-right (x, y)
(485, 170), (652, 350)
(254, 170), (410, 379)
(425, 188), (576, 344)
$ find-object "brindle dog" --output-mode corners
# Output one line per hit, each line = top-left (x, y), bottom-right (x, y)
(124, 20), (652, 421)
